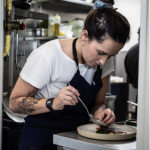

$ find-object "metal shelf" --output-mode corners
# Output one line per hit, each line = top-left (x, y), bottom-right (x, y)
(26, 36), (56, 41)
(62, 0), (94, 6)
(15, 8), (48, 20)
(32, 0), (94, 13)
(35, 0), (94, 7)
(26, 36), (70, 41)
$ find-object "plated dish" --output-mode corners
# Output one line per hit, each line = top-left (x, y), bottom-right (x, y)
(77, 124), (136, 140)
(96, 126), (127, 135)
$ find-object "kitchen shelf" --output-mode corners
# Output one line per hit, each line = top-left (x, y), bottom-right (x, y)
(26, 36), (56, 41)
(25, 36), (70, 41)
(32, 0), (94, 13)
(15, 8), (48, 20)
(35, 0), (94, 7)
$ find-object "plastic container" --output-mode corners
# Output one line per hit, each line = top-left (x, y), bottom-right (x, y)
(48, 15), (54, 37)
(68, 19), (84, 37)
(65, 25), (73, 32)
(53, 13), (61, 37)
(65, 31), (73, 38)
(73, 28), (83, 37)
(68, 20), (84, 27)
(59, 24), (73, 37)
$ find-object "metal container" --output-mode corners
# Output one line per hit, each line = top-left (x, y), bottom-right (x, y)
(25, 28), (48, 37)
(36, 28), (41, 37)
(41, 28), (48, 37)
(105, 95), (116, 112)
(25, 28), (35, 37)
(3, 93), (26, 122)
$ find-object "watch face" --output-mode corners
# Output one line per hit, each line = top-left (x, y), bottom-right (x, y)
(47, 100), (52, 105)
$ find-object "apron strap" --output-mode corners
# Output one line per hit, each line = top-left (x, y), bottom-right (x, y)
(97, 65), (100, 71)
(72, 38), (80, 74)
(94, 65), (100, 77)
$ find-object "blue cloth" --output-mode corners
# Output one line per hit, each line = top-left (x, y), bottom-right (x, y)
(18, 38), (103, 150)
(93, 1), (112, 10)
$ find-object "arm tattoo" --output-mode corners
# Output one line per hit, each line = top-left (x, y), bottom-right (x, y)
(10, 97), (19, 102)
(28, 88), (38, 97)
(12, 88), (42, 114)
(13, 97), (41, 114)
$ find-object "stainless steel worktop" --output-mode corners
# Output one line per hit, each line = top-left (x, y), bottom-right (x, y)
(53, 130), (136, 150)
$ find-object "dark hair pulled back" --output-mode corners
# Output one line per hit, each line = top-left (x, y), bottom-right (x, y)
(84, 0), (130, 44)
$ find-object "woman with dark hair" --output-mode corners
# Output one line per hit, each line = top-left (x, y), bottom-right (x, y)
(9, 0), (130, 149)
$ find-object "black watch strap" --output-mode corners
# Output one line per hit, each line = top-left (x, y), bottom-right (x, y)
(46, 98), (55, 112)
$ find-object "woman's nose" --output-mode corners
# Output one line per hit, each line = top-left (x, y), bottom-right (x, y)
(99, 56), (108, 66)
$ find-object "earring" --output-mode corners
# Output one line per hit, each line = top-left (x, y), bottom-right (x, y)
(82, 41), (85, 46)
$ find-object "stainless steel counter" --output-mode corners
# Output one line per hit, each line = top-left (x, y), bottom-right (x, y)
(53, 130), (136, 150)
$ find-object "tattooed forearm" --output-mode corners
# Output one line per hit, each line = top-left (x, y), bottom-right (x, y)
(11, 88), (42, 114)
(13, 97), (42, 114)
(10, 97), (20, 102)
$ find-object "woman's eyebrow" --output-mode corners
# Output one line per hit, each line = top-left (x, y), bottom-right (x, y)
(98, 50), (109, 55)
(98, 49), (118, 56)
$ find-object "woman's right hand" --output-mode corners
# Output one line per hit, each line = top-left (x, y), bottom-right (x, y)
(52, 85), (80, 111)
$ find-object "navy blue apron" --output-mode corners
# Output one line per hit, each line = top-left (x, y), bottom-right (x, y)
(18, 38), (103, 150)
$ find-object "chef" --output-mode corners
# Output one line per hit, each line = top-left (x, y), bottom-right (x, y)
(9, 0), (130, 149)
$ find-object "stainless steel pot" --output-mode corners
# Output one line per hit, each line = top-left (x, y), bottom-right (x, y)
(25, 29), (35, 37)
(36, 28), (41, 37)
(25, 28), (48, 37)
(105, 95), (116, 112)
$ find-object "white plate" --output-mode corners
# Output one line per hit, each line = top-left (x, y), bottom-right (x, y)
(77, 124), (136, 141)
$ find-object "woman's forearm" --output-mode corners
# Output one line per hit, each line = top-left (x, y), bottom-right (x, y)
(9, 96), (50, 115)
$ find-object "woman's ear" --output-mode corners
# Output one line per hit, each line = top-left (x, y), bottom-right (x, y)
(81, 30), (89, 41)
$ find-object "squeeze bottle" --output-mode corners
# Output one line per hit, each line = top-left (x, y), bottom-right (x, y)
(53, 13), (61, 37)
(48, 14), (54, 37)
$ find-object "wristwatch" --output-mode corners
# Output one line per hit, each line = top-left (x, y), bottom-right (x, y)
(46, 98), (55, 112)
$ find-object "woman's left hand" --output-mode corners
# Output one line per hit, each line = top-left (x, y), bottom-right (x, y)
(95, 108), (116, 127)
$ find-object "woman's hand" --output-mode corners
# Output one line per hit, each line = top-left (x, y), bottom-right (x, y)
(52, 85), (80, 111)
(95, 108), (116, 126)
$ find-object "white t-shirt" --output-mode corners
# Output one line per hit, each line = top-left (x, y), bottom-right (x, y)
(20, 39), (114, 99)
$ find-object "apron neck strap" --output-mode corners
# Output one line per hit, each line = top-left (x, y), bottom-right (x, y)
(72, 38), (80, 74)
